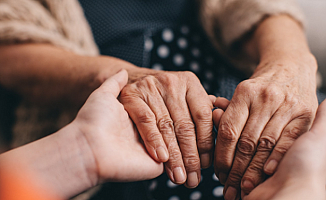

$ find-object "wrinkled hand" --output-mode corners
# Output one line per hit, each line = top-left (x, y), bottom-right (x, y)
(244, 100), (326, 200)
(214, 59), (318, 199)
(73, 70), (164, 183)
(119, 70), (214, 188)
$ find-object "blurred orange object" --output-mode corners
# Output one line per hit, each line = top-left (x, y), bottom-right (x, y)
(0, 166), (60, 200)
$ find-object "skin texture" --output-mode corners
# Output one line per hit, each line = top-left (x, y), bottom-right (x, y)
(0, 14), (318, 191)
(0, 70), (164, 199)
(0, 44), (213, 188)
(242, 99), (326, 200)
(213, 15), (318, 200)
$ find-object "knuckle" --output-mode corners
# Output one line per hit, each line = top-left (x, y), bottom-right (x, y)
(273, 142), (292, 157)
(193, 107), (212, 122)
(261, 86), (281, 103)
(247, 161), (264, 175)
(236, 80), (253, 94)
(284, 124), (305, 140)
(157, 118), (174, 134)
(137, 110), (156, 124)
(218, 121), (238, 144)
(183, 155), (200, 171)
(144, 131), (161, 146)
(197, 134), (214, 153)
(136, 75), (157, 92)
(227, 170), (243, 186)
(119, 84), (138, 100)
(174, 120), (195, 135)
(183, 71), (197, 79)
(237, 137), (256, 156)
(257, 136), (276, 152)
(157, 73), (178, 88)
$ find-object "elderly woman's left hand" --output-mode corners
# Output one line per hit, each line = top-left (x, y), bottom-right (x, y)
(213, 15), (319, 200)
(215, 57), (318, 199)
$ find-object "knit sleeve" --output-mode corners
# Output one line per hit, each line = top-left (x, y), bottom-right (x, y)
(201, 0), (305, 48)
(199, 0), (305, 72)
(0, 0), (98, 56)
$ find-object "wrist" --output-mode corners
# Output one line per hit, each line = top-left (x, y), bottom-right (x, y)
(86, 55), (155, 85)
(253, 52), (317, 79)
(0, 123), (99, 199)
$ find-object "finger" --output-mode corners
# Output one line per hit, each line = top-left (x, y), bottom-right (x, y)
(146, 87), (187, 184)
(186, 79), (214, 169)
(240, 108), (292, 194)
(212, 108), (224, 128)
(264, 117), (311, 175)
(100, 69), (128, 97)
(162, 83), (201, 188)
(213, 97), (230, 111)
(209, 95), (217, 104)
(120, 88), (168, 163)
(223, 106), (275, 199)
(214, 94), (249, 185)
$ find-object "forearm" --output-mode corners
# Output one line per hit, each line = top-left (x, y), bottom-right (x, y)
(247, 15), (317, 77)
(0, 44), (149, 105)
(0, 123), (97, 199)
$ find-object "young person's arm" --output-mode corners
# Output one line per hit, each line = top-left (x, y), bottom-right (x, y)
(0, 70), (164, 199)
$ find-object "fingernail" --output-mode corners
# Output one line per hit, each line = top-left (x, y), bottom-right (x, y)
(265, 160), (278, 174)
(242, 179), (255, 192)
(173, 167), (186, 184)
(200, 153), (211, 168)
(187, 172), (199, 188)
(225, 187), (237, 200)
(218, 172), (227, 184)
(156, 146), (169, 162)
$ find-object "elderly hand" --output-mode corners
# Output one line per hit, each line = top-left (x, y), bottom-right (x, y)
(243, 100), (326, 200)
(119, 69), (214, 188)
(214, 57), (318, 199)
(74, 70), (164, 183)
(213, 15), (319, 200)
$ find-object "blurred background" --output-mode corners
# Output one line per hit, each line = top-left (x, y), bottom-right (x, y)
(297, 0), (326, 92)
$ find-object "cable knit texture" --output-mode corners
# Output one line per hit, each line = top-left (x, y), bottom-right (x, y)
(0, 0), (305, 199)
(0, 0), (98, 55)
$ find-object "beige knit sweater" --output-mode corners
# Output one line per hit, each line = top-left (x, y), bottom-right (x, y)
(0, 0), (305, 199)
(0, 0), (305, 156)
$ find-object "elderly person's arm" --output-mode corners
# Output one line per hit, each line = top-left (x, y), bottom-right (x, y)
(0, 43), (214, 188)
(213, 14), (318, 200)
(0, 0), (215, 188)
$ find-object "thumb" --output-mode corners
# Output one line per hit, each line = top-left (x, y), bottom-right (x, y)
(310, 100), (326, 134)
(99, 70), (128, 97)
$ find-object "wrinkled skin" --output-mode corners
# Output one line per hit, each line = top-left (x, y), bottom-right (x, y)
(119, 70), (214, 188)
(243, 100), (326, 200)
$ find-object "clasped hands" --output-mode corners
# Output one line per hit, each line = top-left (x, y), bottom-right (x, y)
(78, 58), (317, 199)
(116, 60), (317, 199)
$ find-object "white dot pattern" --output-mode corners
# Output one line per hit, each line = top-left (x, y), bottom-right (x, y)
(167, 180), (179, 188)
(162, 28), (174, 42)
(157, 45), (170, 58)
(213, 186), (224, 197)
(146, 24), (245, 200)
(190, 191), (202, 200)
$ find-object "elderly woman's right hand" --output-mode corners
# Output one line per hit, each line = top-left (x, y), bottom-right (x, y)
(119, 69), (214, 188)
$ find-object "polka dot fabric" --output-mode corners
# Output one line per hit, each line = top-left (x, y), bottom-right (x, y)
(78, 1), (325, 199)
(78, 0), (196, 67)
(145, 25), (245, 99)
(143, 25), (246, 200)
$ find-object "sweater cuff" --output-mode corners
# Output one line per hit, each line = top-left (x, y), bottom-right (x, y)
(219, 0), (305, 47)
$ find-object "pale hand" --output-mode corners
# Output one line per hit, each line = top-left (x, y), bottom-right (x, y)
(74, 70), (164, 183)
